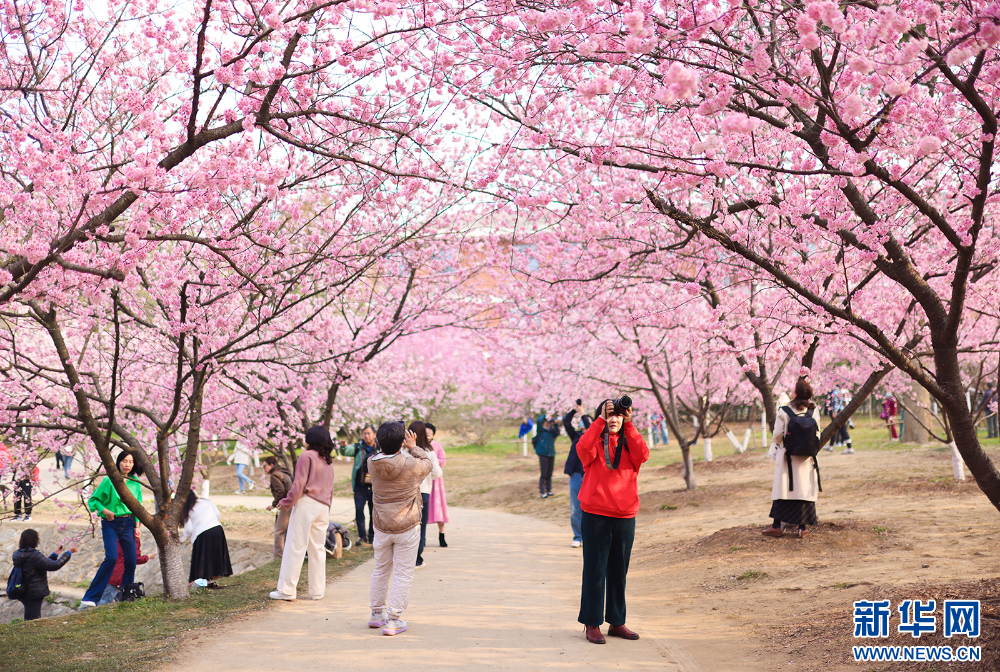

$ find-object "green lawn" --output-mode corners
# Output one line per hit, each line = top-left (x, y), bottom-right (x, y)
(0, 546), (373, 672)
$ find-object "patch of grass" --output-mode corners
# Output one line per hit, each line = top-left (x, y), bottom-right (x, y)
(735, 569), (770, 582)
(447, 440), (528, 456)
(729, 545), (747, 552)
(0, 545), (373, 672)
(660, 504), (678, 510)
(873, 525), (890, 537)
(224, 504), (261, 513)
(832, 582), (850, 590)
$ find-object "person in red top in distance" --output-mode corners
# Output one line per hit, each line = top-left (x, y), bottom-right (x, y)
(575, 397), (650, 645)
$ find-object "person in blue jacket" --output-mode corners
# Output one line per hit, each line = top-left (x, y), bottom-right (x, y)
(534, 414), (560, 498)
(563, 402), (592, 548)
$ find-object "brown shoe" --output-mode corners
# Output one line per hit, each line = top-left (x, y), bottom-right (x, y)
(797, 527), (809, 539)
(761, 527), (783, 537)
(585, 625), (606, 644)
(608, 624), (640, 640)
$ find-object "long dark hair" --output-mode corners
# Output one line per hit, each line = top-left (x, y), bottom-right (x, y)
(19, 529), (39, 549)
(595, 399), (629, 469)
(179, 489), (198, 526)
(407, 421), (432, 450)
(793, 380), (817, 412)
(594, 400), (626, 437)
(116, 450), (143, 477)
(304, 426), (334, 464)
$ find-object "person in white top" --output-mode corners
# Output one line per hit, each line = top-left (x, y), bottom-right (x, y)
(409, 421), (442, 568)
(764, 380), (822, 539)
(229, 442), (255, 494)
(179, 490), (232, 588)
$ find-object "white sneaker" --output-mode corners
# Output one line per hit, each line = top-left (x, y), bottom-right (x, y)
(571, 540), (582, 548)
(248, 481), (255, 490)
(304, 594), (323, 600)
(234, 489), (243, 494)
(269, 591), (295, 601)
(368, 609), (388, 628)
(22, 515), (31, 521)
(383, 619), (407, 635)
(841, 448), (855, 454)
(79, 600), (96, 609)
(11, 515), (21, 521)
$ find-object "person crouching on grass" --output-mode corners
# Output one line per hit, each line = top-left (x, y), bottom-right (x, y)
(575, 398), (650, 644)
(367, 422), (431, 636)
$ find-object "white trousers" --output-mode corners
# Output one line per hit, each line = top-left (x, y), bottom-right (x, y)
(369, 525), (420, 620)
(276, 495), (329, 598)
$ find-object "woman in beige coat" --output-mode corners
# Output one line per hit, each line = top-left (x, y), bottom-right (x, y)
(763, 380), (821, 539)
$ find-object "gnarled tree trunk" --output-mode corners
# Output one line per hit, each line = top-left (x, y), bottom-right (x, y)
(158, 536), (190, 598)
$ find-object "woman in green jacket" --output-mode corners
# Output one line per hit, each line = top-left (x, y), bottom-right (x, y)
(80, 451), (143, 608)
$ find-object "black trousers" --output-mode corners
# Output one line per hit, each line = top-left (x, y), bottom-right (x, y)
(579, 511), (635, 627)
(354, 484), (374, 542)
(417, 492), (430, 562)
(21, 598), (43, 621)
(538, 455), (554, 494)
(13, 479), (31, 516)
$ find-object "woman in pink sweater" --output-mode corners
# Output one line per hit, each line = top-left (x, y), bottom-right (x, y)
(270, 426), (335, 601)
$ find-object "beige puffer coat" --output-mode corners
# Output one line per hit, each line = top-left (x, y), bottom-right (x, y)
(368, 447), (432, 534)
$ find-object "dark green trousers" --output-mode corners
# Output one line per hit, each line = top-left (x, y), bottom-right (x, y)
(578, 511), (635, 627)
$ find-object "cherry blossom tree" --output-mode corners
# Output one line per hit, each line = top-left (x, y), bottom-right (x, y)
(456, 0), (1000, 508)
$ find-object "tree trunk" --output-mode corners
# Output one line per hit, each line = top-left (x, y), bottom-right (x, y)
(901, 380), (932, 444)
(761, 386), (777, 436)
(936, 347), (1000, 507)
(157, 536), (190, 598)
(679, 442), (697, 489)
(703, 437), (713, 462)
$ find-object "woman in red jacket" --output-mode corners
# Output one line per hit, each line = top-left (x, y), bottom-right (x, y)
(575, 398), (650, 644)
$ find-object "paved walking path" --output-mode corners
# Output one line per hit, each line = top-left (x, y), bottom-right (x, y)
(159, 506), (697, 672)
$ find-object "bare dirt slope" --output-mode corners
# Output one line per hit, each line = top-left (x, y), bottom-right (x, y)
(157, 436), (1000, 672)
(446, 439), (1000, 671)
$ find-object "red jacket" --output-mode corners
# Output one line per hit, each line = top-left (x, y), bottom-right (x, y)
(576, 417), (649, 518)
(110, 530), (150, 587)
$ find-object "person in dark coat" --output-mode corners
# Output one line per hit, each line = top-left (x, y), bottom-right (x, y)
(262, 456), (293, 559)
(341, 426), (377, 544)
(534, 414), (560, 498)
(563, 402), (592, 548)
(10, 529), (75, 620)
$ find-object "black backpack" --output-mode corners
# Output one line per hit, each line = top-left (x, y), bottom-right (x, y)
(781, 405), (822, 492)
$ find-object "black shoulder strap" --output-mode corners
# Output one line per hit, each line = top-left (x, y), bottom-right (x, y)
(786, 453), (823, 492)
(602, 425), (629, 470)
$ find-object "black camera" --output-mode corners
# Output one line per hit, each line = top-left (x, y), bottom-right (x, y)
(612, 396), (632, 415)
(576, 398), (583, 406)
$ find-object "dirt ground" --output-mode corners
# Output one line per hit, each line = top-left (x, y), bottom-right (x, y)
(442, 429), (1000, 671)
(46, 428), (996, 671)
